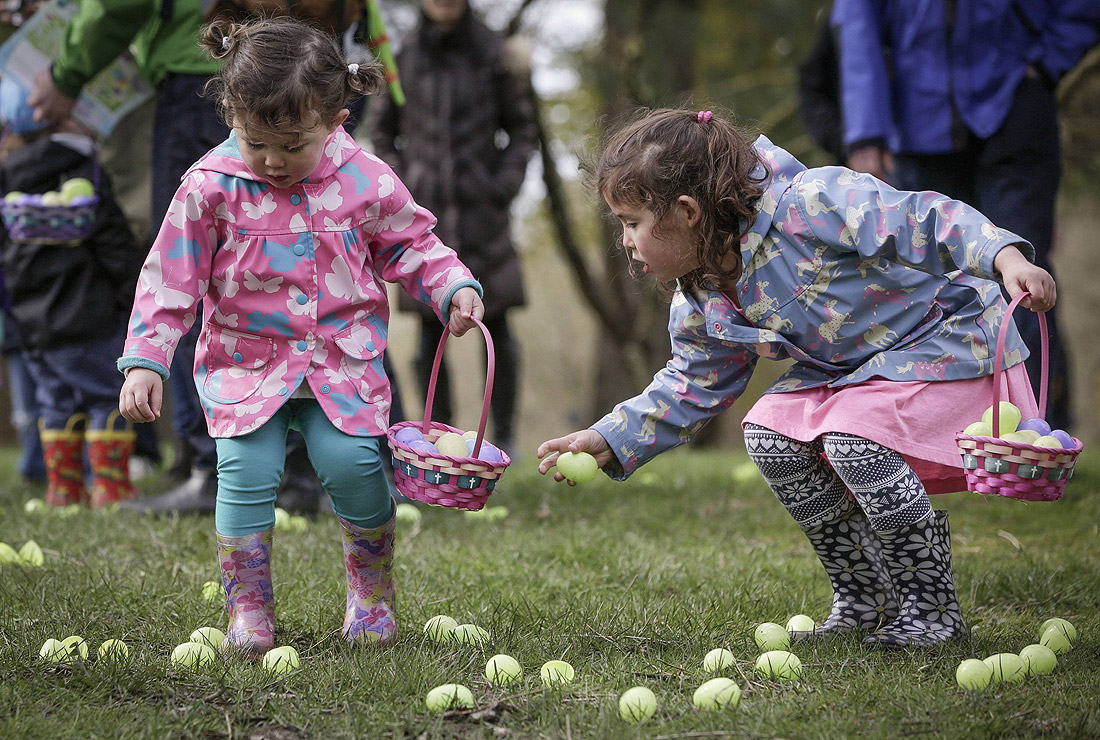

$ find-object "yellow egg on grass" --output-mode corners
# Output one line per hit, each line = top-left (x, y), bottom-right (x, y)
(426, 683), (475, 711)
(618, 686), (657, 724)
(982, 401), (1021, 434)
(450, 624), (489, 646)
(1019, 644), (1057, 676)
(785, 614), (816, 633)
(485, 654), (522, 686)
(60, 636), (88, 661)
(1039, 628), (1072, 656)
(19, 540), (44, 566)
(435, 432), (469, 457)
(555, 451), (599, 483)
(983, 653), (1026, 684)
(39, 639), (67, 663)
(262, 646), (300, 675)
(170, 641), (216, 670)
(423, 615), (458, 642)
(955, 659), (993, 690)
(0, 542), (19, 564)
(23, 498), (46, 514)
(273, 507), (291, 530)
(1039, 618), (1077, 643)
(540, 659), (575, 686)
(395, 503), (421, 526)
(693, 677), (741, 709)
(701, 647), (735, 673)
(754, 650), (802, 682)
(97, 639), (130, 662)
(754, 622), (791, 651)
(190, 627), (226, 651)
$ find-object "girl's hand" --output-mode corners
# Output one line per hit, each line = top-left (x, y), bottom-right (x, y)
(536, 429), (614, 485)
(447, 287), (485, 336)
(119, 368), (163, 423)
(995, 245), (1057, 312)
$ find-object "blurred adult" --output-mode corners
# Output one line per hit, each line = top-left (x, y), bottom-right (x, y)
(832, 0), (1100, 432)
(370, 0), (536, 457)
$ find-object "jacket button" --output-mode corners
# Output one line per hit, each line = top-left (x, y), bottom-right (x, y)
(296, 294), (308, 304)
(232, 352), (243, 362)
(278, 388), (288, 396)
(320, 384), (330, 394)
(293, 244), (305, 256)
(290, 194), (302, 205)
(296, 340), (308, 351)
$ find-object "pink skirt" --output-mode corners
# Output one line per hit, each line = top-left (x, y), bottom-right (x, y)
(742, 364), (1039, 494)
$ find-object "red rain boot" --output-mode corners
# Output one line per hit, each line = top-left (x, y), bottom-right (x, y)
(40, 414), (88, 507)
(87, 412), (136, 508)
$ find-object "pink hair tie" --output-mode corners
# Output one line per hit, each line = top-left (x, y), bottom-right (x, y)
(697, 110), (713, 124)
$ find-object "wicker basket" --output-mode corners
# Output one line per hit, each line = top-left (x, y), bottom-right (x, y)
(955, 292), (1081, 501)
(0, 164), (100, 246)
(386, 318), (510, 510)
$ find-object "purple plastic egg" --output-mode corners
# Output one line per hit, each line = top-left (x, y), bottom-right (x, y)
(395, 426), (423, 444)
(477, 443), (504, 463)
(408, 439), (438, 454)
(1049, 429), (1075, 449)
(68, 194), (96, 207)
(1017, 418), (1052, 436)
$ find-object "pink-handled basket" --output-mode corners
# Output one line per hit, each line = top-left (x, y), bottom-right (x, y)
(955, 292), (1082, 501)
(386, 317), (510, 510)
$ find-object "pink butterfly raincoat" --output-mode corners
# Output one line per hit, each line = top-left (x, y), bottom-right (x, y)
(119, 128), (481, 438)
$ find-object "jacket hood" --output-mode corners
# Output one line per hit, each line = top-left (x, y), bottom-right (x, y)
(188, 127), (358, 184)
(741, 134), (807, 248)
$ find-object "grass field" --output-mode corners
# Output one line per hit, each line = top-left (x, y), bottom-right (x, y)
(1, 445), (1097, 740)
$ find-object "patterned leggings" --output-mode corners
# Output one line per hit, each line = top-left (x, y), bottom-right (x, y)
(744, 424), (932, 532)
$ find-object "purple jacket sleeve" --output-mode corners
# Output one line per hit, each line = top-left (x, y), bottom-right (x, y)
(831, 0), (893, 149)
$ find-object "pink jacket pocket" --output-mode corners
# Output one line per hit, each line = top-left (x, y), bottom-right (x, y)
(201, 326), (277, 405)
(332, 324), (387, 403)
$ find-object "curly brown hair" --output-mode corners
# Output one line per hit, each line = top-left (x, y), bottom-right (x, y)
(200, 16), (385, 139)
(595, 108), (769, 293)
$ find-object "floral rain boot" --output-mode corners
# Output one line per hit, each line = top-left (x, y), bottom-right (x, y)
(339, 513), (397, 646)
(217, 529), (276, 656)
(795, 506), (899, 640)
(863, 511), (967, 648)
(86, 413), (136, 508)
(40, 414), (88, 507)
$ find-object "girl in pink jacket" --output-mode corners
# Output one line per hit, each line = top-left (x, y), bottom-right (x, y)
(118, 17), (485, 654)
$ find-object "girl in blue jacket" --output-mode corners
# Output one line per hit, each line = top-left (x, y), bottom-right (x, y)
(537, 108), (1056, 648)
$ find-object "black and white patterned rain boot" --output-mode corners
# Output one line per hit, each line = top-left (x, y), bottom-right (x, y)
(796, 506), (899, 640)
(863, 511), (967, 649)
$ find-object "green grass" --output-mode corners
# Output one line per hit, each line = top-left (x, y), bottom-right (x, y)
(1, 445), (1098, 739)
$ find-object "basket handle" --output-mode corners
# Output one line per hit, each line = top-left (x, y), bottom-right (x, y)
(991, 291), (1048, 437)
(420, 317), (496, 457)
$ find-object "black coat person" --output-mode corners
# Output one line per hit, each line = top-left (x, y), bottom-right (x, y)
(370, 2), (536, 452)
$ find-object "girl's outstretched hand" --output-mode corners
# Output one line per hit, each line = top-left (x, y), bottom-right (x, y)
(995, 246), (1057, 312)
(119, 368), (163, 423)
(536, 429), (614, 485)
(447, 287), (485, 336)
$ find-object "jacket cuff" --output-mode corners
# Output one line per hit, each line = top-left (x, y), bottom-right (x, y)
(439, 279), (484, 322)
(982, 236), (1036, 281)
(117, 356), (170, 380)
(50, 63), (86, 100)
(589, 420), (634, 481)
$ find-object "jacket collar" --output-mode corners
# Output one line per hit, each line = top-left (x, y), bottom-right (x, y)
(189, 127), (357, 184)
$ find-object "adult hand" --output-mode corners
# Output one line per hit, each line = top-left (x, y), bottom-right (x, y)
(995, 246), (1057, 312)
(446, 287), (485, 336)
(27, 68), (76, 126)
(536, 429), (613, 485)
(846, 144), (893, 182)
(119, 368), (163, 423)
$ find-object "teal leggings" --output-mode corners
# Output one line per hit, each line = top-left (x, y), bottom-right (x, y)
(214, 400), (393, 536)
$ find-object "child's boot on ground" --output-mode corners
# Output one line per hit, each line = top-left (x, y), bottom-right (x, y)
(217, 529), (276, 656)
(797, 505), (899, 639)
(86, 412), (137, 508)
(339, 513), (397, 646)
(40, 414), (88, 507)
(863, 511), (967, 648)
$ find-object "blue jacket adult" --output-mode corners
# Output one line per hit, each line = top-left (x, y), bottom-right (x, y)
(832, 0), (1100, 154)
